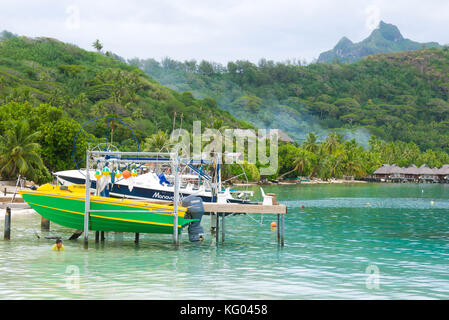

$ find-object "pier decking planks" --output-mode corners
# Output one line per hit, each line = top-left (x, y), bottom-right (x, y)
(145, 199), (287, 214)
(144, 199), (286, 246)
(203, 202), (286, 214)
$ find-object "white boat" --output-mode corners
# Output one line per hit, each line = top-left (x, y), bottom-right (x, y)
(54, 169), (252, 203)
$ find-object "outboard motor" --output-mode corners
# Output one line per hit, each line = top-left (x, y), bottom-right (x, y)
(182, 195), (204, 242)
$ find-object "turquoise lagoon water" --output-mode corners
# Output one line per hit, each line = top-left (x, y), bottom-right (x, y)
(1, 183), (449, 299)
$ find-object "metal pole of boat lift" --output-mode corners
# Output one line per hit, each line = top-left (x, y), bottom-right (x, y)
(216, 155), (225, 244)
(276, 214), (280, 243)
(211, 156), (219, 243)
(83, 150), (91, 249)
(172, 152), (180, 246)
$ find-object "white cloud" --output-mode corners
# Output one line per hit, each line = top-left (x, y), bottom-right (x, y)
(0, 0), (448, 64)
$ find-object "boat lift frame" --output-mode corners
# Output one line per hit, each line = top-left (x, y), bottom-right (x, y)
(82, 150), (285, 248)
(83, 150), (187, 248)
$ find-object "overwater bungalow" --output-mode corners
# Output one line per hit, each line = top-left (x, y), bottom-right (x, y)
(372, 163), (449, 183)
(403, 165), (419, 182)
(418, 164), (436, 183)
(389, 164), (405, 182)
(373, 164), (391, 181)
(434, 164), (449, 182)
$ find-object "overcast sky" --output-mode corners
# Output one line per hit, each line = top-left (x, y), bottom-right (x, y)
(1, 0), (449, 64)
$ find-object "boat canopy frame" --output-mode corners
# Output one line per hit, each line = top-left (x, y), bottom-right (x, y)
(83, 150), (222, 248)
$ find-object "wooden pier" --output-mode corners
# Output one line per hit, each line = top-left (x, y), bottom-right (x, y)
(204, 202), (287, 246)
(148, 198), (287, 246)
(0, 194), (31, 210)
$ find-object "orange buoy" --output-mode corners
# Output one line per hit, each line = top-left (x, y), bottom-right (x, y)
(301, 205), (305, 209)
(122, 169), (131, 179)
(270, 221), (277, 229)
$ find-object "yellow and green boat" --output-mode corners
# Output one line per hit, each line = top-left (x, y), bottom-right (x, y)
(19, 184), (196, 234)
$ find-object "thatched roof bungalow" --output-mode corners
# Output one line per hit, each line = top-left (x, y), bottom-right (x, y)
(403, 165), (419, 178)
(418, 164), (437, 181)
(418, 164), (434, 175)
(433, 165), (449, 181)
(373, 164), (391, 174)
(435, 164), (449, 176)
(373, 164), (392, 179)
(390, 164), (404, 174)
(389, 164), (405, 180)
(373, 163), (449, 182)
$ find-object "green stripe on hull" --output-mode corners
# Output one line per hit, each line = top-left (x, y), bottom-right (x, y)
(22, 193), (194, 234)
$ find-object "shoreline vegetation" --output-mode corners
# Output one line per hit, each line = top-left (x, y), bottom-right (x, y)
(2, 35), (449, 187)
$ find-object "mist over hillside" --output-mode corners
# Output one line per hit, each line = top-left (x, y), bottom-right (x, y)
(130, 57), (374, 147)
(131, 44), (449, 152)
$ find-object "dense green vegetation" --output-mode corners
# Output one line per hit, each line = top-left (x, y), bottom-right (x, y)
(0, 35), (250, 182)
(135, 46), (449, 153)
(2, 32), (449, 184)
(274, 133), (449, 180)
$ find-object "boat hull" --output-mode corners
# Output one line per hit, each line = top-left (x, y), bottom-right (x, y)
(57, 173), (248, 203)
(20, 189), (194, 234)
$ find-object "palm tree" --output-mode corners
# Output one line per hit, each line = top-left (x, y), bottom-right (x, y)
(92, 39), (103, 52)
(279, 148), (312, 179)
(324, 132), (341, 154)
(308, 144), (326, 178)
(341, 143), (366, 177)
(0, 121), (45, 180)
(143, 130), (172, 153)
(325, 147), (344, 178)
(303, 132), (318, 153)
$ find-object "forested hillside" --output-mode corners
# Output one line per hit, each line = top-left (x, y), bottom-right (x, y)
(2, 32), (449, 183)
(0, 34), (250, 181)
(134, 46), (449, 152)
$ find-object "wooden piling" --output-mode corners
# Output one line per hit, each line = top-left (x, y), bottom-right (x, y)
(215, 212), (220, 243)
(221, 213), (225, 244)
(135, 233), (139, 244)
(3, 187), (6, 196)
(95, 231), (99, 243)
(4, 207), (11, 240)
(41, 217), (50, 231)
(210, 213), (217, 233)
(277, 214), (280, 243)
(101, 231), (105, 242)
